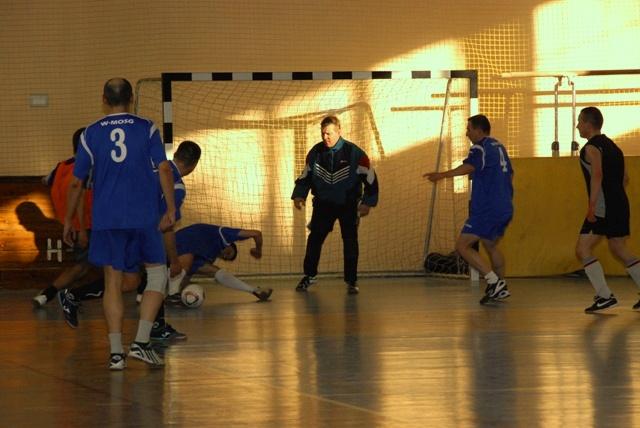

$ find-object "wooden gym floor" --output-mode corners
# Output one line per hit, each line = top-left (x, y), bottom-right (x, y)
(2, 276), (640, 427)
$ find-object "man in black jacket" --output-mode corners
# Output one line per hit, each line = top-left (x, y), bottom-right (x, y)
(292, 115), (379, 295)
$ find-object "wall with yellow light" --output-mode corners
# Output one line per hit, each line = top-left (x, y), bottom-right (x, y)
(502, 157), (640, 276)
(2, 0), (639, 174)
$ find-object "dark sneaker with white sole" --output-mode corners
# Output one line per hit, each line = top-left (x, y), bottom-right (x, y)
(58, 289), (80, 328)
(109, 353), (126, 370)
(296, 275), (316, 292)
(128, 342), (165, 366)
(480, 279), (508, 305)
(151, 323), (187, 341)
(585, 295), (618, 313)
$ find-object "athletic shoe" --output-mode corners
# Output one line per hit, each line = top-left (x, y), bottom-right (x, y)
(135, 293), (143, 304)
(165, 293), (183, 306)
(151, 323), (187, 341)
(296, 275), (316, 292)
(128, 342), (165, 366)
(479, 279), (507, 305)
(58, 289), (80, 328)
(633, 299), (640, 311)
(346, 282), (359, 295)
(252, 287), (273, 302)
(585, 295), (618, 313)
(109, 353), (126, 370)
(32, 294), (48, 308)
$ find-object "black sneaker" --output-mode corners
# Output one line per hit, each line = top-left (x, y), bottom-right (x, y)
(479, 279), (507, 305)
(585, 295), (618, 313)
(633, 299), (640, 311)
(296, 275), (316, 292)
(346, 282), (359, 295)
(109, 353), (126, 370)
(252, 287), (273, 302)
(58, 289), (80, 328)
(128, 342), (165, 366)
(151, 323), (187, 341)
(165, 292), (183, 306)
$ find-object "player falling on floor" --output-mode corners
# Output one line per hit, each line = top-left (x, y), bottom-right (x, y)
(574, 106), (640, 313)
(58, 141), (201, 341)
(64, 77), (175, 370)
(424, 114), (514, 304)
(167, 223), (272, 302)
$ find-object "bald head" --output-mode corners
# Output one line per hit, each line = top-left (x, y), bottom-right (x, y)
(103, 78), (133, 107)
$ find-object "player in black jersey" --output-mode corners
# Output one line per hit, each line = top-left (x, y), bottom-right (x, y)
(575, 107), (640, 313)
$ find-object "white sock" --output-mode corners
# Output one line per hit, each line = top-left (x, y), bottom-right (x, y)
(625, 260), (640, 289)
(109, 333), (123, 354)
(134, 319), (154, 344)
(214, 269), (254, 294)
(484, 271), (499, 284)
(168, 269), (186, 295)
(583, 258), (612, 298)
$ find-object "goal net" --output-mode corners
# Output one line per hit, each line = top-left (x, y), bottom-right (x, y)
(135, 72), (474, 277)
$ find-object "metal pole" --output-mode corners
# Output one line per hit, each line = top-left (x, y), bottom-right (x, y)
(569, 78), (579, 156)
(551, 76), (562, 157)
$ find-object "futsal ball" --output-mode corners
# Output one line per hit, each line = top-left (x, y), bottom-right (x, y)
(181, 284), (205, 308)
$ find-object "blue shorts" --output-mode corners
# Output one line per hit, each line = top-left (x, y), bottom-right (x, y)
(189, 255), (210, 276)
(89, 228), (166, 273)
(461, 213), (512, 241)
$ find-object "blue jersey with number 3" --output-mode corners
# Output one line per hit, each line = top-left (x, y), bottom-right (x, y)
(74, 113), (167, 230)
(463, 136), (514, 217)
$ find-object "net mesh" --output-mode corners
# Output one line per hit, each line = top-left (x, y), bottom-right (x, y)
(136, 77), (471, 276)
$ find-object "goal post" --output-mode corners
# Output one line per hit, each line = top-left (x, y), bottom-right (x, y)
(136, 70), (478, 277)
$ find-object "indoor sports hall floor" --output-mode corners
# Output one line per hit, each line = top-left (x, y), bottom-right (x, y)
(3, 276), (640, 427)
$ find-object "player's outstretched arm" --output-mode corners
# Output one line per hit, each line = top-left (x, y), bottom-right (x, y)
(423, 163), (475, 182)
(238, 229), (263, 258)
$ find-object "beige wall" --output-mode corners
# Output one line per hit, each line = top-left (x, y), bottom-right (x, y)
(7, 0), (637, 175)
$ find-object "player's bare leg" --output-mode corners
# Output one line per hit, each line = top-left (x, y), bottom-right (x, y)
(576, 234), (617, 312)
(607, 237), (640, 309)
(456, 233), (508, 303)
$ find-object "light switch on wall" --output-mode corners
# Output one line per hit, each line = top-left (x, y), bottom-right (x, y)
(29, 94), (49, 107)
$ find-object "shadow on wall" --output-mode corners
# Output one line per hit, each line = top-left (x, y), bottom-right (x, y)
(15, 201), (63, 264)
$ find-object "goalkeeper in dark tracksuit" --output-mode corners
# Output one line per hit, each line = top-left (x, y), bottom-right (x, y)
(292, 115), (379, 295)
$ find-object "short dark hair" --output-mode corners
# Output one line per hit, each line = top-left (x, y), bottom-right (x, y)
(580, 107), (604, 130)
(72, 127), (86, 154)
(103, 78), (133, 107)
(468, 114), (491, 134)
(174, 140), (201, 167)
(226, 243), (238, 261)
(321, 115), (341, 129)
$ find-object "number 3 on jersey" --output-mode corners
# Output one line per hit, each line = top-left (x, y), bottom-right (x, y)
(110, 128), (127, 162)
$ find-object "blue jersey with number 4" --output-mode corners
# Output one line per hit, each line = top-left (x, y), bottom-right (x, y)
(74, 113), (166, 230)
(463, 137), (514, 217)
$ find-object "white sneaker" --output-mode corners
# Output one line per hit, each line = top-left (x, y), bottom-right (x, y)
(32, 294), (48, 308)
(136, 293), (143, 304)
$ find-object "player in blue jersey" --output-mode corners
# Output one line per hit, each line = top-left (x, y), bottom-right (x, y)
(58, 140), (201, 340)
(63, 78), (175, 370)
(424, 114), (514, 304)
(171, 223), (272, 302)
(574, 107), (640, 313)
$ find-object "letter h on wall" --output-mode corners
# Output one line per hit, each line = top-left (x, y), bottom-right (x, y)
(47, 238), (63, 263)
